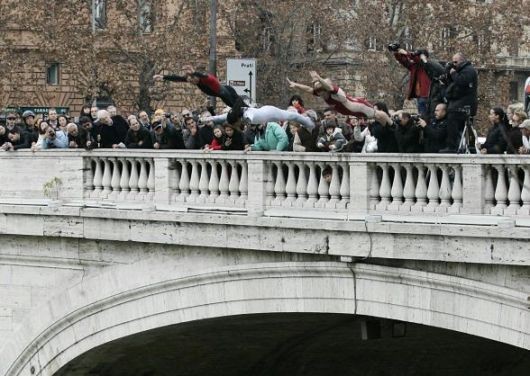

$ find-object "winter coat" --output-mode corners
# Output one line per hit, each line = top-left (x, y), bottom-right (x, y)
(35, 130), (68, 149)
(125, 127), (153, 149)
(369, 121), (398, 153)
(292, 127), (318, 152)
(222, 129), (246, 151)
(395, 122), (422, 153)
(445, 61), (478, 116)
(317, 128), (347, 152)
(394, 52), (431, 99)
(421, 59), (447, 122)
(251, 122), (289, 151)
(422, 117), (448, 153)
(152, 126), (185, 149)
(481, 123), (511, 154)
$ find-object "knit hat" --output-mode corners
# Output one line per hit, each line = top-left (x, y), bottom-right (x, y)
(22, 110), (35, 119)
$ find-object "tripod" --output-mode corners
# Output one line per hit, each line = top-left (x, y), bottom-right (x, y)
(457, 106), (477, 154)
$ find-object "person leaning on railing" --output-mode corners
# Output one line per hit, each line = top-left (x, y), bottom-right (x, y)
(479, 107), (518, 154)
(518, 119), (530, 154)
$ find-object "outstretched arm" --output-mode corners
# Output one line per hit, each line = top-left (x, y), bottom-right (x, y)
(153, 74), (187, 82)
(309, 71), (333, 92)
(286, 77), (314, 94)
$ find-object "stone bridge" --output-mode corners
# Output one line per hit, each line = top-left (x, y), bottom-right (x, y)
(0, 150), (528, 375)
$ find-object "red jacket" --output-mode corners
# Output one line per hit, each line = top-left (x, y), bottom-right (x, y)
(394, 53), (431, 99)
(208, 137), (223, 150)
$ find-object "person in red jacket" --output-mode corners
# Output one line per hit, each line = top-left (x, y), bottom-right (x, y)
(392, 48), (431, 118)
(204, 125), (225, 151)
(153, 65), (243, 108)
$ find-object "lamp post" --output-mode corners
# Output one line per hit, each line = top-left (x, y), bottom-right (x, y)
(208, 0), (217, 109)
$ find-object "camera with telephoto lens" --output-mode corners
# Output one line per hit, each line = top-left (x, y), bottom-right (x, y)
(387, 42), (400, 52)
(410, 49), (429, 57)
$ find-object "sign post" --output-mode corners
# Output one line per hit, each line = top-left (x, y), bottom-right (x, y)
(226, 58), (257, 104)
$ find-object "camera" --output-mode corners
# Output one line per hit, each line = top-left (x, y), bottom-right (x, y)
(387, 42), (400, 52)
(410, 49), (429, 57)
(410, 114), (421, 123)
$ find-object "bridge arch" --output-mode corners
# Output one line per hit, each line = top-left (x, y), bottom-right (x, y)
(0, 259), (528, 376)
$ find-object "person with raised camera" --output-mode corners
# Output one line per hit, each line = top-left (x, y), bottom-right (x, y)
(417, 103), (449, 153)
(393, 112), (422, 153)
(439, 52), (478, 153)
(389, 43), (431, 119)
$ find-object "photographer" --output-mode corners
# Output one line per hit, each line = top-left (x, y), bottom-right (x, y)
(35, 124), (68, 150)
(389, 43), (431, 118)
(440, 52), (478, 153)
(418, 103), (448, 153)
(417, 53), (447, 123)
(394, 112), (422, 153)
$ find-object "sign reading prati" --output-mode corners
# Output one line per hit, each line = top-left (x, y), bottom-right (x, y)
(226, 58), (257, 104)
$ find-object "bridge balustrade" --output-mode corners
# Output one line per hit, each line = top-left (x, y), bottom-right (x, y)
(1, 150), (528, 218)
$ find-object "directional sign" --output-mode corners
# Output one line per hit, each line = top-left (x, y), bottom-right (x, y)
(226, 58), (257, 104)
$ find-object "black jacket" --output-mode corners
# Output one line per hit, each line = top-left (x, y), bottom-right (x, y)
(125, 127), (153, 149)
(152, 126), (185, 149)
(96, 123), (124, 148)
(198, 125), (214, 149)
(111, 115), (129, 141)
(395, 122), (422, 153)
(68, 127), (96, 149)
(422, 117), (448, 153)
(370, 121), (398, 153)
(421, 60), (447, 122)
(481, 123), (511, 154)
(445, 61), (478, 115)
(222, 129), (246, 150)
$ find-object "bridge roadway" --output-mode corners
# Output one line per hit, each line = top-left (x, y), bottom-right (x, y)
(0, 150), (528, 375)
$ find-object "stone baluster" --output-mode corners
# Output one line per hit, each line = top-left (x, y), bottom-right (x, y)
(305, 162), (319, 208)
(273, 162), (286, 206)
(387, 163), (403, 211)
(518, 166), (530, 215)
(101, 158), (112, 199)
(91, 158), (103, 199)
(128, 159), (139, 200)
(437, 164), (452, 212)
(137, 159), (149, 200)
(108, 158), (121, 200)
(265, 162), (275, 206)
(218, 160), (230, 204)
(284, 162), (297, 206)
(505, 166), (521, 214)
(208, 161), (220, 203)
(412, 164), (428, 212)
(401, 164), (415, 212)
(176, 161), (190, 203)
(118, 159), (130, 201)
(449, 165), (463, 213)
(375, 163), (391, 211)
(339, 163), (350, 209)
(326, 164), (341, 208)
(198, 160), (210, 202)
(295, 162), (308, 208)
(483, 165), (495, 214)
(368, 164), (380, 210)
(83, 158), (94, 198)
(168, 160), (180, 203)
(228, 161), (240, 203)
(491, 165), (507, 215)
(187, 160), (200, 203)
(237, 162), (248, 206)
(424, 164), (440, 212)
(316, 163), (330, 208)
(146, 159), (155, 200)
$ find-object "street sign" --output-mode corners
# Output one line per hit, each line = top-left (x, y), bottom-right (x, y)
(18, 106), (70, 115)
(226, 58), (257, 104)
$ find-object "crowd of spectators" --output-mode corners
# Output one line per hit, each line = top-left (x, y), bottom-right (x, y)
(1, 98), (529, 155)
(1, 44), (529, 156)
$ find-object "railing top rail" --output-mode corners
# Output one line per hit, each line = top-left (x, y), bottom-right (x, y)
(1, 149), (530, 164)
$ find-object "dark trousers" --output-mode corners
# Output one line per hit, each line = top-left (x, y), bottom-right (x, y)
(219, 85), (242, 108)
(445, 111), (467, 150)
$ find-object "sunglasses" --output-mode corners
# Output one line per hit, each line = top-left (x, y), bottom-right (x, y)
(7, 117), (16, 120)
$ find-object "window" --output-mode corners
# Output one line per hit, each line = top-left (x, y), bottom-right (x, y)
(139, 0), (153, 33)
(260, 26), (274, 53)
(93, 0), (106, 30)
(367, 36), (377, 51)
(306, 23), (322, 53)
(46, 63), (60, 85)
